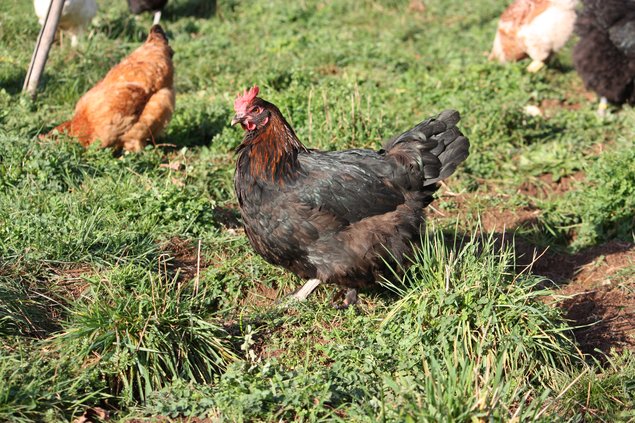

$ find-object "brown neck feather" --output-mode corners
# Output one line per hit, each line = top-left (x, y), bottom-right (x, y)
(237, 108), (307, 182)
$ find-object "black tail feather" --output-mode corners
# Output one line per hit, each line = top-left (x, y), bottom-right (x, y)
(384, 109), (470, 188)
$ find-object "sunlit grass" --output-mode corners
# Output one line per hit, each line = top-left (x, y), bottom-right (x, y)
(0, 0), (633, 420)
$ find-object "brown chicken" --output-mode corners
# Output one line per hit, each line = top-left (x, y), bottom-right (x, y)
(489, 0), (578, 72)
(50, 25), (174, 152)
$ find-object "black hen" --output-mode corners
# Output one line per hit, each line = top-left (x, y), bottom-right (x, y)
(573, 0), (635, 115)
(128, 0), (168, 25)
(231, 86), (470, 307)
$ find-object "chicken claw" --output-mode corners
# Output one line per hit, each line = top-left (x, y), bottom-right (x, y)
(332, 288), (358, 310)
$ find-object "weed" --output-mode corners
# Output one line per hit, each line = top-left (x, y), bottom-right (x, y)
(51, 264), (238, 404)
(1, 0), (634, 420)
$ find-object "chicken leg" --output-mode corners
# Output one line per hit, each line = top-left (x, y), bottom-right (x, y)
(526, 59), (545, 73)
(292, 278), (321, 301)
(291, 279), (358, 309)
(153, 10), (162, 25)
(597, 97), (608, 118)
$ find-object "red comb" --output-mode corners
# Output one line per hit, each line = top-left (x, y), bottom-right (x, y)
(234, 85), (260, 114)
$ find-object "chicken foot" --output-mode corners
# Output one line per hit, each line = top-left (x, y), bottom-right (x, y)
(332, 288), (358, 310)
(290, 279), (358, 309)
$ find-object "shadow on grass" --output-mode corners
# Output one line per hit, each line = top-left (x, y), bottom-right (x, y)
(164, 0), (218, 21)
(501, 108), (566, 145)
(211, 206), (634, 358)
(466, 220), (635, 358)
(95, 15), (150, 42)
(0, 267), (71, 338)
(546, 55), (575, 74)
(560, 288), (635, 356)
(162, 110), (228, 149)
(0, 70), (26, 95)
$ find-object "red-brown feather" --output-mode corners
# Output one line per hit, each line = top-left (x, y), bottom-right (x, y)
(233, 90), (470, 304)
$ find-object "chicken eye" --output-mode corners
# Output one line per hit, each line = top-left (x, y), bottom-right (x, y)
(251, 106), (261, 114)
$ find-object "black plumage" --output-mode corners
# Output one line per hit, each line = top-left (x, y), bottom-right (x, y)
(127, 0), (168, 15)
(231, 87), (469, 305)
(573, 0), (635, 107)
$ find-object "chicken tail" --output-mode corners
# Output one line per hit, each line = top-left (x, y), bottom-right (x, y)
(40, 121), (72, 140)
(383, 109), (470, 187)
(51, 120), (72, 135)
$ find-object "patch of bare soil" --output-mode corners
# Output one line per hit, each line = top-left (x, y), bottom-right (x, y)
(434, 176), (635, 356)
(561, 286), (635, 356)
(434, 170), (635, 357)
(513, 238), (635, 355)
(0, 262), (95, 338)
(160, 237), (209, 283)
(517, 171), (585, 199)
(514, 240), (634, 285)
(431, 193), (541, 233)
(46, 263), (94, 300)
(480, 205), (541, 233)
(408, 0), (426, 13)
(473, 203), (635, 357)
(553, 242), (635, 355)
(239, 283), (280, 307)
(534, 77), (597, 116)
(537, 98), (586, 118)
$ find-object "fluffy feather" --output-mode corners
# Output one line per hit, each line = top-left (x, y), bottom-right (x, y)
(33, 0), (97, 47)
(489, 0), (578, 72)
(573, 0), (635, 110)
(232, 87), (470, 306)
(49, 25), (175, 152)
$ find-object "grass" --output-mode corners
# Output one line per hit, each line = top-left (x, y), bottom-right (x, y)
(1, 0), (634, 421)
(51, 264), (238, 404)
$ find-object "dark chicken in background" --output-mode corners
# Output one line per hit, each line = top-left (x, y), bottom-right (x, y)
(573, 0), (635, 116)
(232, 86), (469, 307)
(128, 0), (168, 25)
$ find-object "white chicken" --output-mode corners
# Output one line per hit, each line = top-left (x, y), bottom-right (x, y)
(33, 0), (97, 48)
(489, 0), (578, 72)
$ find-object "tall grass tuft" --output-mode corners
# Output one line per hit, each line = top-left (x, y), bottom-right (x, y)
(375, 227), (580, 419)
(51, 264), (238, 403)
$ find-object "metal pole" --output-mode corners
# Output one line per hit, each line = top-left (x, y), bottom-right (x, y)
(23, 0), (65, 99)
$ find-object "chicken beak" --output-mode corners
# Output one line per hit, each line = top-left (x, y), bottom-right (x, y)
(231, 114), (244, 126)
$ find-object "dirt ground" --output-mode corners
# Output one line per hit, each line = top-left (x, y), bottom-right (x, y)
(431, 174), (635, 357)
(164, 177), (635, 358)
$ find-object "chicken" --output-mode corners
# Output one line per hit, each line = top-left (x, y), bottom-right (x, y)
(33, 0), (97, 47)
(128, 0), (168, 25)
(573, 0), (635, 116)
(49, 25), (175, 152)
(489, 0), (578, 72)
(231, 86), (470, 307)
